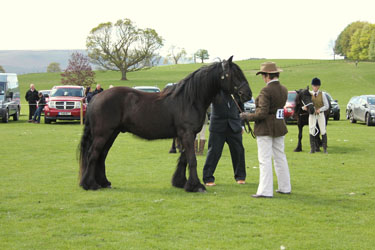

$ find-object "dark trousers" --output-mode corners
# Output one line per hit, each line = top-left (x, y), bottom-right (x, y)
(28, 103), (37, 120)
(203, 127), (246, 183)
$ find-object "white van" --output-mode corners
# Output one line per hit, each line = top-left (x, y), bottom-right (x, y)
(0, 73), (21, 123)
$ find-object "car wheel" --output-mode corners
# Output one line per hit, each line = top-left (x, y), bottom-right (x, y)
(45, 117), (52, 124)
(13, 108), (20, 121)
(334, 112), (340, 120)
(2, 109), (9, 123)
(366, 113), (372, 126)
(349, 111), (356, 123)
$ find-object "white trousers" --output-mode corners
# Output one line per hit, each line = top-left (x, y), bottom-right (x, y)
(256, 136), (291, 196)
(309, 113), (326, 135)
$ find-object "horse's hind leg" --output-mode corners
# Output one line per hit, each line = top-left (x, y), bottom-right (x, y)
(83, 134), (112, 190)
(96, 130), (120, 188)
(172, 151), (187, 188)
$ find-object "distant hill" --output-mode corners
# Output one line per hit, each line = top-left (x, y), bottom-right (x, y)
(0, 50), (186, 75)
(0, 50), (87, 74)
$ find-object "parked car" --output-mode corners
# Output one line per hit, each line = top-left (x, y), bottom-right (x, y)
(347, 95), (375, 126)
(133, 86), (160, 92)
(284, 91), (297, 122)
(346, 96), (359, 119)
(324, 92), (340, 120)
(0, 73), (20, 123)
(44, 85), (86, 124)
(244, 98), (255, 113)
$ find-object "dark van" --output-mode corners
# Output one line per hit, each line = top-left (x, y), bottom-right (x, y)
(0, 73), (21, 123)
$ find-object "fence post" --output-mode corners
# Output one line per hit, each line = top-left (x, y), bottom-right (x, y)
(80, 99), (83, 125)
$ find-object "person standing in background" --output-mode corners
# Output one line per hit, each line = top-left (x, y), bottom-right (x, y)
(25, 84), (39, 122)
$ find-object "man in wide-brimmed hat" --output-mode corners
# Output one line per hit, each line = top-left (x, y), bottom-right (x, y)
(240, 62), (291, 198)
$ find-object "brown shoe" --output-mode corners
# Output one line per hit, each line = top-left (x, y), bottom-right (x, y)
(236, 180), (246, 184)
(205, 182), (216, 186)
(251, 194), (272, 198)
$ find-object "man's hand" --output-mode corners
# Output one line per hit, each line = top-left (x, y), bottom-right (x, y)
(240, 112), (249, 121)
(316, 109), (321, 114)
(302, 106), (307, 111)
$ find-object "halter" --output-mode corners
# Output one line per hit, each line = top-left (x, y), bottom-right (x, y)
(301, 98), (320, 136)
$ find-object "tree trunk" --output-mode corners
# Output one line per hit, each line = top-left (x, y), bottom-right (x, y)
(121, 69), (128, 81)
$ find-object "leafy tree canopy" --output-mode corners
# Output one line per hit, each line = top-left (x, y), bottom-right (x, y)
(195, 49), (209, 63)
(47, 62), (61, 73)
(86, 18), (163, 80)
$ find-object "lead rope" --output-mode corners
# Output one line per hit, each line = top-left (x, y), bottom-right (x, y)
(231, 94), (256, 139)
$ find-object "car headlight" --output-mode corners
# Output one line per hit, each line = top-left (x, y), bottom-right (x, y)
(48, 101), (56, 108)
(287, 108), (293, 112)
(74, 101), (81, 109)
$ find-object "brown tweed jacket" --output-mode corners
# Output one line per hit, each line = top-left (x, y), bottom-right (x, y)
(245, 81), (288, 137)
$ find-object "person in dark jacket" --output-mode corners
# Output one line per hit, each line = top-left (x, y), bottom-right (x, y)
(25, 84), (39, 122)
(92, 84), (103, 96)
(85, 86), (93, 103)
(202, 90), (246, 186)
(32, 92), (46, 123)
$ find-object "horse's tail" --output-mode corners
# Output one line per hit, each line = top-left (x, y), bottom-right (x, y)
(78, 114), (92, 186)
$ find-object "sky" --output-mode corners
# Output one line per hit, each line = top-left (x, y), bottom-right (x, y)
(1, 0), (375, 61)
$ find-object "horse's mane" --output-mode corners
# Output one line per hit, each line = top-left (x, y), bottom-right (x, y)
(160, 62), (222, 104)
(294, 88), (308, 116)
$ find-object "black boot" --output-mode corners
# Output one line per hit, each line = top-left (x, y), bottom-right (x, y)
(322, 134), (328, 154)
(309, 135), (316, 154)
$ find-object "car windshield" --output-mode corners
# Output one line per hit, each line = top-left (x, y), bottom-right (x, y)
(50, 88), (83, 97)
(325, 93), (333, 102)
(0, 82), (5, 95)
(287, 92), (296, 102)
(368, 97), (375, 105)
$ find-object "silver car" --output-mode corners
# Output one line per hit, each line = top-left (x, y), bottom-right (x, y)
(244, 98), (256, 113)
(348, 95), (375, 126)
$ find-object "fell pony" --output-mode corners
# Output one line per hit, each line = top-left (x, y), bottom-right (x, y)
(293, 87), (330, 152)
(79, 56), (252, 192)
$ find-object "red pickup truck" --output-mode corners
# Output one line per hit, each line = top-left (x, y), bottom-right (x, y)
(44, 85), (86, 124)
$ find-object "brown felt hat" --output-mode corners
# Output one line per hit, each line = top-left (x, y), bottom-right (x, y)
(256, 62), (283, 75)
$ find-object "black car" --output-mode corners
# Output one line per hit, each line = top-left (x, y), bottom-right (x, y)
(324, 92), (340, 120)
(348, 95), (375, 126)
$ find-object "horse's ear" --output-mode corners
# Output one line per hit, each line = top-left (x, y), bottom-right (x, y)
(306, 85), (309, 90)
(228, 56), (233, 63)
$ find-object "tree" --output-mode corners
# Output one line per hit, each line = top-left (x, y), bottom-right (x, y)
(347, 24), (375, 60)
(61, 52), (96, 87)
(334, 21), (367, 58)
(0, 65), (5, 73)
(368, 31), (375, 61)
(167, 46), (187, 64)
(195, 49), (209, 63)
(47, 62), (61, 73)
(86, 18), (163, 80)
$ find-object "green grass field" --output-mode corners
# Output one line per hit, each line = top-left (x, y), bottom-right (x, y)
(1, 59), (375, 249)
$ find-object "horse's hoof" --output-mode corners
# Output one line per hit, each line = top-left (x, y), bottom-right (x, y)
(198, 188), (207, 193)
(294, 148), (302, 152)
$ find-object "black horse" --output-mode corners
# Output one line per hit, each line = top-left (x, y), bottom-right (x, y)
(79, 56), (252, 192)
(293, 87), (330, 152)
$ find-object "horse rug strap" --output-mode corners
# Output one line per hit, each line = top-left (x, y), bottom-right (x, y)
(276, 109), (284, 119)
